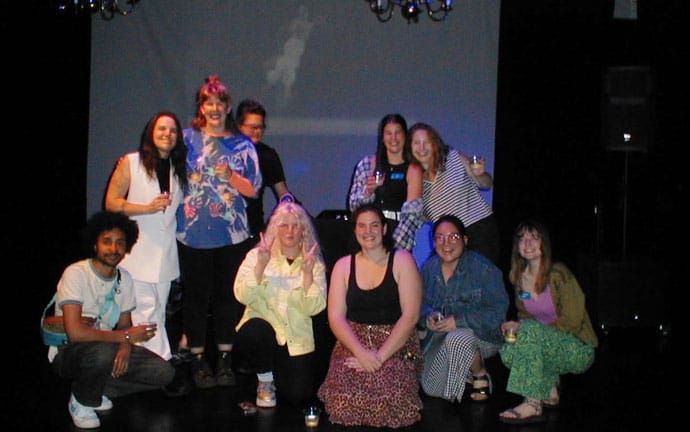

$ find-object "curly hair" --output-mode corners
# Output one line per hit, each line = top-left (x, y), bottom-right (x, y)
(81, 211), (139, 255)
(263, 202), (323, 263)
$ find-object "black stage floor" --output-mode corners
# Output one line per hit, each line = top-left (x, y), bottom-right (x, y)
(17, 320), (673, 432)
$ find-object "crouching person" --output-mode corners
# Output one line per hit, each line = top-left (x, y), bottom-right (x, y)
(48, 211), (174, 429)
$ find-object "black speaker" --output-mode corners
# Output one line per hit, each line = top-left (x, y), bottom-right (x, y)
(601, 66), (654, 152)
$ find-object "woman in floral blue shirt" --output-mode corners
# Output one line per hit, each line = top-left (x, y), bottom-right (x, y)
(176, 75), (262, 389)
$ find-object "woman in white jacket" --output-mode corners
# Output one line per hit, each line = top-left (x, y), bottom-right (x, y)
(105, 111), (187, 360)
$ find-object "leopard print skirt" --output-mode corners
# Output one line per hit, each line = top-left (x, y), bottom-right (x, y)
(317, 322), (424, 428)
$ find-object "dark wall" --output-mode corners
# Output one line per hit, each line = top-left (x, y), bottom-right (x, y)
(9, 5), (91, 315)
(495, 0), (683, 263)
(493, 0), (683, 327)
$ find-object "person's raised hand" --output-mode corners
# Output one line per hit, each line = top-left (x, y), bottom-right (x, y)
(301, 242), (318, 273)
(256, 232), (274, 267)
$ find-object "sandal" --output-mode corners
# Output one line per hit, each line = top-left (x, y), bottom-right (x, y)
(499, 398), (546, 425)
(542, 378), (561, 409)
(470, 373), (492, 402)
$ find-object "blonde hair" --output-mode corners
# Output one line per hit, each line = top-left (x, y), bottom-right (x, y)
(263, 202), (323, 263)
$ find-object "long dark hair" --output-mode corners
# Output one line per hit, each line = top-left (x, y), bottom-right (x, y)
(139, 111), (188, 188)
(375, 113), (408, 172)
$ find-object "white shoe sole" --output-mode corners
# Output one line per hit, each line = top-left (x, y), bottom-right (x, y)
(256, 399), (276, 408)
(94, 396), (113, 412)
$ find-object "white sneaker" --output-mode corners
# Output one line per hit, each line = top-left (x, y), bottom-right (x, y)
(94, 395), (113, 412)
(68, 393), (100, 429)
(256, 381), (276, 408)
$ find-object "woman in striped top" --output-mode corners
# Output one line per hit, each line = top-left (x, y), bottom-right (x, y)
(406, 123), (500, 265)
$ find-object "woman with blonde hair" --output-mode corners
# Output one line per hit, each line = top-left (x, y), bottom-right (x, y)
(234, 202), (327, 409)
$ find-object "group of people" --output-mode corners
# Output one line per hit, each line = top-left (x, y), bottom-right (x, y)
(318, 207), (598, 427)
(46, 75), (598, 430)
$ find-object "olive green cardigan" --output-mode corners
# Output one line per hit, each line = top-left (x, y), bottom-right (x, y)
(516, 262), (599, 347)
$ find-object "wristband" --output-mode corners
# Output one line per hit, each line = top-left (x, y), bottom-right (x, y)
(280, 193), (295, 203)
(124, 331), (131, 343)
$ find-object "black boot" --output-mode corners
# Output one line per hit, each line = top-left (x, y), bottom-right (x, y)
(191, 353), (216, 389)
(215, 351), (236, 386)
(163, 360), (192, 397)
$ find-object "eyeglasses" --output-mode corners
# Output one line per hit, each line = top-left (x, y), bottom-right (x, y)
(241, 124), (266, 132)
(433, 233), (462, 243)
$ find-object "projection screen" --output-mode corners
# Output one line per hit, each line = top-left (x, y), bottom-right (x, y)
(88, 0), (500, 220)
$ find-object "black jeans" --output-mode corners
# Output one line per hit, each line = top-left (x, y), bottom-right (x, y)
(52, 342), (174, 407)
(178, 239), (253, 348)
(235, 318), (317, 407)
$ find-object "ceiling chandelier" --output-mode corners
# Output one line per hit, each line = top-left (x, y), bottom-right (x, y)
(55, 0), (140, 21)
(366, 0), (453, 23)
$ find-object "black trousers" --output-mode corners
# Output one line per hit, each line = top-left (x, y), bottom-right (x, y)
(235, 318), (317, 407)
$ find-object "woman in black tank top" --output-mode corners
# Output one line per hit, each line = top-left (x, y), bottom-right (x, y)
(318, 204), (424, 428)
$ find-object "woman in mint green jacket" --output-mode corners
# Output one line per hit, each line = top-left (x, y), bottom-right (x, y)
(234, 201), (327, 409)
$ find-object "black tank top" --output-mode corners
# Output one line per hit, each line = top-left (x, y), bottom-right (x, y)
(346, 251), (401, 325)
(374, 162), (408, 212)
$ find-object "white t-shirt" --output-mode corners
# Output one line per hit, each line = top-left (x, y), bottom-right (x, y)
(47, 259), (136, 362)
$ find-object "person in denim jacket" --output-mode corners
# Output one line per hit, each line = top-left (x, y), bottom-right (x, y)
(419, 214), (508, 404)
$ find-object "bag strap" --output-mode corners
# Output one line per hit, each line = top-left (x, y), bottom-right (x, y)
(41, 294), (57, 322)
(97, 269), (121, 329)
(44, 269), (121, 329)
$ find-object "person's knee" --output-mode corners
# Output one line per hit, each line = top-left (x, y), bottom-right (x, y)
(160, 361), (175, 384)
(445, 329), (476, 352)
(88, 343), (119, 370)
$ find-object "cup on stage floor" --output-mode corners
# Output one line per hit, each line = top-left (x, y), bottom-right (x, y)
(304, 405), (321, 427)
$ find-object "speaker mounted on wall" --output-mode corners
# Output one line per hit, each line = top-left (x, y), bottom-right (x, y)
(601, 66), (655, 152)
